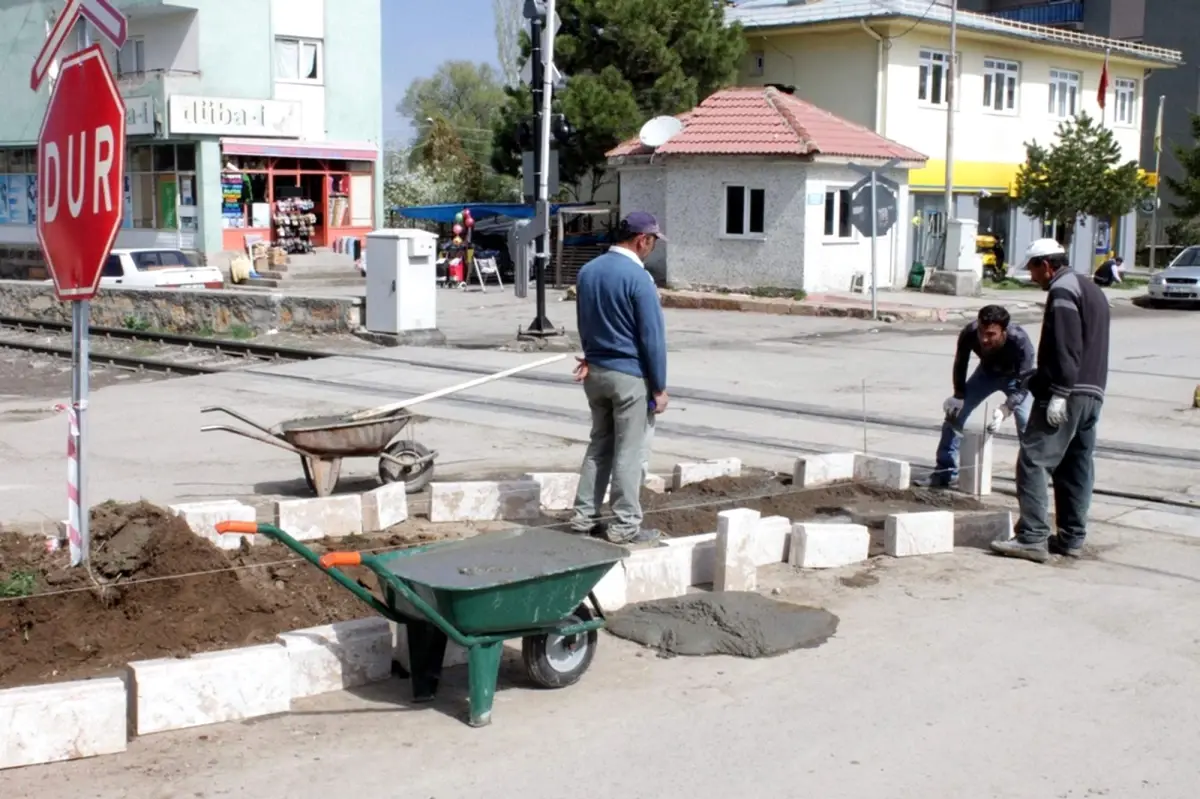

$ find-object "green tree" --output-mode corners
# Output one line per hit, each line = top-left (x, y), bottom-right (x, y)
(1014, 112), (1150, 249)
(492, 0), (745, 197)
(1164, 112), (1200, 243)
(400, 61), (508, 166)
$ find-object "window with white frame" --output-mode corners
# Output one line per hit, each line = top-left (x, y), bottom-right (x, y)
(1048, 69), (1081, 118)
(116, 36), (144, 77)
(823, 189), (853, 240)
(724, 185), (765, 236)
(274, 37), (322, 83)
(918, 49), (957, 105)
(982, 58), (1019, 112)
(1114, 78), (1137, 125)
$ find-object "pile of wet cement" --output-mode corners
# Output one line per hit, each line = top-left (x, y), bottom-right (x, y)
(606, 592), (839, 658)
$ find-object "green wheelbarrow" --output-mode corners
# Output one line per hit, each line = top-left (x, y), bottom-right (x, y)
(215, 520), (627, 727)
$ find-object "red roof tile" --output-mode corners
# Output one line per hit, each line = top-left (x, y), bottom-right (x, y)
(607, 86), (926, 163)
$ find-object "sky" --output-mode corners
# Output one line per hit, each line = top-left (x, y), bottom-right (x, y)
(381, 0), (501, 145)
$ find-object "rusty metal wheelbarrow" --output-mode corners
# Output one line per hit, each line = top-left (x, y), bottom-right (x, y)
(200, 406), (437, 496)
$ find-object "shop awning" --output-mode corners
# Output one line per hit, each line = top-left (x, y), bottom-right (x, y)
(220, 138), (379, 161)
(394, 202), (590, 223)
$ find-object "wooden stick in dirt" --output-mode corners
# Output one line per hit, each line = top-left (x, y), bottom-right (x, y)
(345, 353), (570, 422)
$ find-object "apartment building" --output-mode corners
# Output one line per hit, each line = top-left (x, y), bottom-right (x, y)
(0, 0), (382, 269)
(972, 0), (1199, 227)
(729, 0), (1181, 270)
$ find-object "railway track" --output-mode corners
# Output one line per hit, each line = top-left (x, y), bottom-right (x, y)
(0, 316), (331, 375)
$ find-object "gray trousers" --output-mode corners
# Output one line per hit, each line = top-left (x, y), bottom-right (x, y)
(1015, 394), (1102, 548)
(571, 365), (655, 537)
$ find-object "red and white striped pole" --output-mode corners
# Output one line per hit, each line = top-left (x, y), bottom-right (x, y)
(66, 404), (83, 564)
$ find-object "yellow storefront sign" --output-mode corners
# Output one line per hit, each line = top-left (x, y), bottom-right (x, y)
(908, 160), (1159, 193)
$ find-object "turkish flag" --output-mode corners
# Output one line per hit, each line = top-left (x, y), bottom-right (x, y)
(1097, 52), (1110, 110)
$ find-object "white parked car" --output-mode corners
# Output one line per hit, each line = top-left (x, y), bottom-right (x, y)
(1146, 246), (1200, 305)
(99, 249), (224, 290)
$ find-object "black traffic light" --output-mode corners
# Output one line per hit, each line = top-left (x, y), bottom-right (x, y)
(517, 118), (535, 150)
(551, 114), (575, 146)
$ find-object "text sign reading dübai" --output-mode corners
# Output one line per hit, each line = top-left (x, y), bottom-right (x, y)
(37, 46), (126, 301)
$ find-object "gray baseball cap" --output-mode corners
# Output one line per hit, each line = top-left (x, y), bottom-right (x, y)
(620, 211), (667, 241)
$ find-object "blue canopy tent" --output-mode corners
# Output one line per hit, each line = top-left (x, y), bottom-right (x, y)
(392, 202), (591, 224)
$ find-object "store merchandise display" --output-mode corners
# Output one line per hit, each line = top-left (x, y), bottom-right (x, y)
(274, 198), (316, 254)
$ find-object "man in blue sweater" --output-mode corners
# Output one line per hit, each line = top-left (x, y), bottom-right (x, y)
(570, 212), (668, 545)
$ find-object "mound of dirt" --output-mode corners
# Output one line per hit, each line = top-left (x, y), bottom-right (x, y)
(0, 501), (399, 689)
(606, 592), (839, 658)
(643, 476), (985, 537)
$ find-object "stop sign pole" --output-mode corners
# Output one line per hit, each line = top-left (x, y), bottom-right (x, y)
(33, 3), (127, 567)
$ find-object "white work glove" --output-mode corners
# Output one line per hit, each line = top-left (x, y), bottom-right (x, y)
(943, 396), (964, 421)
(1046, 396), (1068, 427)
(986, 405), (1012, 434)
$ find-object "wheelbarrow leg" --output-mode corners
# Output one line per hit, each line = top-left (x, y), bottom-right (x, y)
(406, 621), (448, 703)
(302, 457), (342, 497)
(466, 641), (505, 727)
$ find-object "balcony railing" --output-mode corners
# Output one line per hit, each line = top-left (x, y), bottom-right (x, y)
(990, 1), (1084, 26)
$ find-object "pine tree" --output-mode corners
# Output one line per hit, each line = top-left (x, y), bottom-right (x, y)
(1014, 112), (1150, 248)
(492, 0), (746, 197)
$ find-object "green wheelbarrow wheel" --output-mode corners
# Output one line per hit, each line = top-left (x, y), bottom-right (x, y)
(521, 604), (598, 689)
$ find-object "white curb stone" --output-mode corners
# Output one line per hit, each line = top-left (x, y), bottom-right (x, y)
(959, 432), (994, 496)
(392, 622), (468, 670)
(793, 452), (856, 488)
(664, 533), (717, 585)
(275, 495), (363, 540)
(277, 618), (393, 700)
(128, 645), (290, 735)
(624, 545), (692, 602)
(853, 454), (912, 490)
(789, 523), (870, 569)
(591, 561), (629, 612)
(671, 457), (742, 490)
(0, 678), (126, 770)
(362, 482), (408, 531)
(644, 474), (667, 493)
(954, 510), (1014, 548)
(428, 480), (541, 522)
(884, 511), (955, 557)
(716, 508), (761, 592)
(521, 472), (609, 511)
(753, 515), (793, 565)
(169, 501), (258, 549)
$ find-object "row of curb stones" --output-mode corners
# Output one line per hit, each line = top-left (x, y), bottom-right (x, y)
(8, 454), (1010, 770)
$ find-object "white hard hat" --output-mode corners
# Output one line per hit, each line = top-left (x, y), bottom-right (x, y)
(1023, 238), (1066, 264)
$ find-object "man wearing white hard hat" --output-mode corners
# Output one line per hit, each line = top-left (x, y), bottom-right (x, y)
(992, 238), (1110, 564)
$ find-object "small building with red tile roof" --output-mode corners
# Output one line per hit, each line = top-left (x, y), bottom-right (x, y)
(606, 85), (927, 292)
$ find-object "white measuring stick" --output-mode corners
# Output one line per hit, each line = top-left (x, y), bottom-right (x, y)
(345, 353), (569, 422)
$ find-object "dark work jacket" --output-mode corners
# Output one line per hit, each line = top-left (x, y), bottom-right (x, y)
(1029, 269), (1110, 402)
(952, 320), (1036, 409)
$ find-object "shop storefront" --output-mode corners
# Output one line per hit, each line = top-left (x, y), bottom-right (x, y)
(218, 139), (376, 254)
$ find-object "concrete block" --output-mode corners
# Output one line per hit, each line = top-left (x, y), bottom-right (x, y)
(924, 269), (981, 296)
(959, 432), (994, 496)
(428, 480), (541, 522)
(275, 495), (363, 540)
(0, 678), (126, 770)
(277, 618), (393, 700)
(853, 454), (911, 490)
(644, 474), (667, 494)
(624, 545), (692, 602)
(715, 508), (761, 592)
(591, 562), (628, 612)
(392, 622), (468, 671)
(361, 482), (408, 531)
(789, 523), (870, 569)
(954, 510), (1014, 549)
(884, 511), (955, 557)
(522, 472), (608, 511)
(128, 645), (290, 735)
(663, 533), (717, 585)
(671, 457), (742, 490)
(753, 515), (793, 565)
(169, 500), (258, 550)
(792, 452), (856, 488)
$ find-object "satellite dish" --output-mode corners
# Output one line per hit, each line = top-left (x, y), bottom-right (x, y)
(639, 116), (684, 148)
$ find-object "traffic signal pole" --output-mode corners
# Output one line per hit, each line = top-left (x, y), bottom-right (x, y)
(524, 0), (558, 336)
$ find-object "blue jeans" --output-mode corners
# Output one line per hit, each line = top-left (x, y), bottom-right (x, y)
(933, 367), (1032, 484)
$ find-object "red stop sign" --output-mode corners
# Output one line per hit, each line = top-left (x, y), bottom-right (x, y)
(37, 45), (126, 301)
